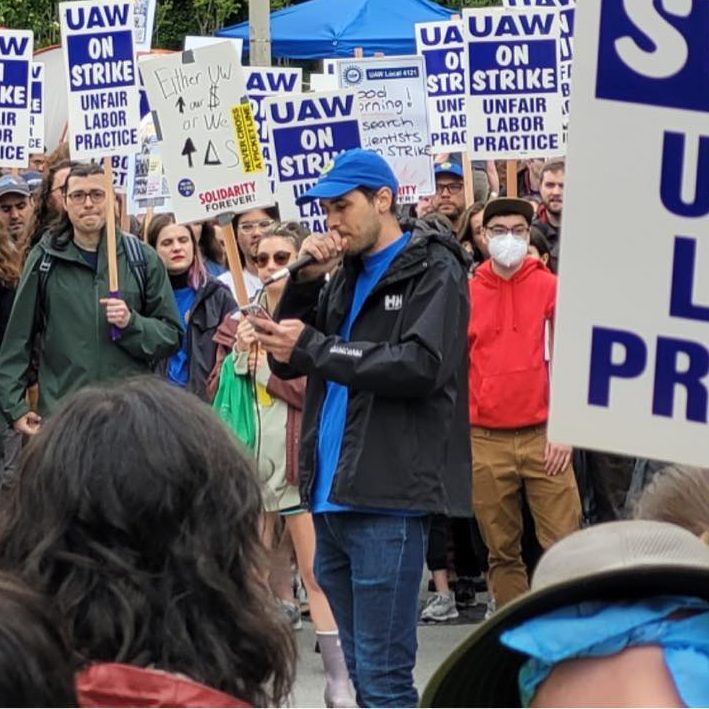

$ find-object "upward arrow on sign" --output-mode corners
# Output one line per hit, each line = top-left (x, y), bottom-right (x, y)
(176, 96), (186, 113)
(181, 137), (197, 168)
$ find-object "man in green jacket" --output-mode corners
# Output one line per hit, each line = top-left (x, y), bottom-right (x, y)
(0, 163), (182, 435)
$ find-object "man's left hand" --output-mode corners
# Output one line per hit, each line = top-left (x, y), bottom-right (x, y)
(251, 317), (305, 363)
(544, 442), (572, 477)
(100, 297), (132, 329)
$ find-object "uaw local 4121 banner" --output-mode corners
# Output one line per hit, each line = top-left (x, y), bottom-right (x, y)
(60, 0), (141, 160)
(462, 6), (563, 159)
(338, 56), (434, 203)
(140, 41), (271, 224)
(416, 20), (466, 154)
(0, 30), (33, 168)
(549, 0), (709, 466)
(265, 90), (362, 234)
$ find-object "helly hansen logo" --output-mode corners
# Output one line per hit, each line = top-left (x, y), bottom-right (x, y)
(385, 294), (403, 311)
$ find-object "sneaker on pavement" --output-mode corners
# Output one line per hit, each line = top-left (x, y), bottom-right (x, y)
(484, 595), (496, 621)
(421, 591), (459, 622)
(454, 577), (477, 608)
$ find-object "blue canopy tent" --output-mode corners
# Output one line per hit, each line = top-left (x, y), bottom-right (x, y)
(216, 0), (457, 59)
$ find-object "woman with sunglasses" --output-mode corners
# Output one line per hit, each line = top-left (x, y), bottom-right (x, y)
(235, 223), (356, 708)
(147, 214), (236, 402)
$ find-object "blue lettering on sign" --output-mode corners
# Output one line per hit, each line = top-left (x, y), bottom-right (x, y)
(0, 35), (30, 56)
(64, 3), (130, 30)
(660, 131), (709, 218)
(0, 60), (29, 108)
(366, 67), (420, 80)
(423, 48), (464, 97)
(269, 94), (354, 124)
(246, 70), (299, 93)
(670, 237), (709, 323)
(418, 23), (463, 47)
(468, 40), (558, 95)
(67, 30), (135, 91)
(31, 77), (42, 112)
(596, 0), (709, 112)
(273, 119), (361, 182)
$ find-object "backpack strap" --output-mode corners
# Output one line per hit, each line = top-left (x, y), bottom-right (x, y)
(122, 234), (148, 310)
(35, 249), (54, 331)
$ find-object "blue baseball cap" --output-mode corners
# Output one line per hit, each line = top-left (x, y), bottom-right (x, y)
(435, 155), (464, 179)
(295, 149), (398, 205)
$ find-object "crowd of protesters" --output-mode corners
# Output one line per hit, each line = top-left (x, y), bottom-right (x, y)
(0, 141), (706, 709)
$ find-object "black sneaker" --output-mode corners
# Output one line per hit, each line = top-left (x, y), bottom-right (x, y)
(454, 577), (477, 608)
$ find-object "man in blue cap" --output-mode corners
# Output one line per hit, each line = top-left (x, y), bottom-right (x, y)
(252, 149), (471, 707)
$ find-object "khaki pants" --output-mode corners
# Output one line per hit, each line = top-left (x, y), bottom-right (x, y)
(472, 425), (582, 607)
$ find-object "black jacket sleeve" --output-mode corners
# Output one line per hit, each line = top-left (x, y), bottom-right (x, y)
(284, 258), (468, 398)
(270, 276), (328, 380)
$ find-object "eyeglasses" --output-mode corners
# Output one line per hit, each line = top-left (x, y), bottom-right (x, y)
(487, 226), (530, 237)
(255, 251), (292, 268)
(435, 182), (464, 196)
(67, 189), (106, 205)
(238, 218), (275, 234)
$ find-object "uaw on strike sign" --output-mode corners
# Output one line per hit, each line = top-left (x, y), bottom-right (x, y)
(0, 30), (33, 167)
(60, 0), (141, 160)
(140, 41), (272, 224)
(549, 0), (709, 467)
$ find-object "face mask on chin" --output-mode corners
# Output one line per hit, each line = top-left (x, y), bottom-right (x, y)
(488, 233), (528, 269)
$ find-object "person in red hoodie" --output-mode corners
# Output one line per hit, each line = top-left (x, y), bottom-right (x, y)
(468, 197), (582, 609)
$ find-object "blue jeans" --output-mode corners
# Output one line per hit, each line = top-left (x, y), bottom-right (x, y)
(314, 513), (430, 708)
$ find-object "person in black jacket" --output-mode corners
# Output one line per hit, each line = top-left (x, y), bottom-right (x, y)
(147, 214), (236, 402)
(251, 149), (471, 708)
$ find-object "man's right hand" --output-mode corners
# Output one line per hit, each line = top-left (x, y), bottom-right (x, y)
(13, 411), (41, 436)
(296, 230), (347, 282)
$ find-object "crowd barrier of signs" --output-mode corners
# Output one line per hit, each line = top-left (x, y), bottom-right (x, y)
(2, 1), (576, 302)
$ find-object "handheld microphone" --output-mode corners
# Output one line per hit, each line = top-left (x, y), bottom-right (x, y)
(263, 253), (316, 285)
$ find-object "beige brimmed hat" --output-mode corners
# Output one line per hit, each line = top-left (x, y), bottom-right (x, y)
(421, 520), (709, 708)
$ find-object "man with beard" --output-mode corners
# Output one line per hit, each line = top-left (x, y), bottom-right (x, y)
(533, 159), (564, 272)
(434, 156), (468, 232)
(0, 176), (34, 251)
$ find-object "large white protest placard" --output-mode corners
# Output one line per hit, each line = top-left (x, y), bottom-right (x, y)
(503, 0), (575, 147)
(338, 56), (434, 203)
(265, 90), (363, 234)
(140, 42), (271, 224)
(462, 7), (563, 159)
(28, 63), (45, 155)
(244, 67), (302, 186)
(549, 1), (709, 466)
(133, 0), (157, 52)
(0, 30), (33, 168)
(310, 73), (339, 92)
(60, 0), (141, 160)
(416, 20), (466, 153)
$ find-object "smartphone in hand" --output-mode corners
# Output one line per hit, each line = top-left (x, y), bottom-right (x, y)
(240, 303), (273, 332)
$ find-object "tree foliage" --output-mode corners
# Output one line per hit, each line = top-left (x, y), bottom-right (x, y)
(0, 0), (500, 51)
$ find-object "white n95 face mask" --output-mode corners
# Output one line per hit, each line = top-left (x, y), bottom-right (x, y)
(488, 233), (528, 268)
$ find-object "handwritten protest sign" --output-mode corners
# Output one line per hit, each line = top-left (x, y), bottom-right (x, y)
(338, 56), (434, 203)
(140, 41), (271, 224)
(549, 1), (709, 465)
(28, 63), (45, 155)
(462, 7), (563, 159)
(244, 67), (302, 186)
(0, 30), (33, 167)
(265, 90), (363, 234)
(133, 0), (156, 52)
(60, 0), (141, 160)
(416, 20), (466, 153)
